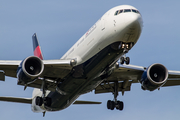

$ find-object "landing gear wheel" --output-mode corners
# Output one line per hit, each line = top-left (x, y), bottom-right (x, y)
(35, 96), (43, 106)
(110, 101), (115, 110)
(116, 101), (124, 111)
(120, 57), (125, 64)
(107, 100), (124, 111)
(120, 57), (130, 65)
(44, 97), (52, 107)
(125, 57), (130, 65)
(107, 100), (115, 110)
(107, 100), (111, 109)
(119, 101), (124, 110)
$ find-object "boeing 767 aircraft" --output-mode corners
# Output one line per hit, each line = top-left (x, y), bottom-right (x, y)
(1, 5), (180, 116)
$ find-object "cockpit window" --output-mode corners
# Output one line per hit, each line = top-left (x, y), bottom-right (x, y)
(114, 10), (119, 15)
(132, 9), (140, 14)
(114, 9), (140, 16)
(119, 10), (123, 13)
(124, 9), (131, 13)
(132, 9), (137, 13)
(114, 10), (123, 15)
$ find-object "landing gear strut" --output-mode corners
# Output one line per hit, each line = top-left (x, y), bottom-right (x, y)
(35, 78), (52, 107)
(107, 81), (124, 111)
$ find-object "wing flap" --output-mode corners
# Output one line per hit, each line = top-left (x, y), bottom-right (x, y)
(18, 78), (57, 91)
(95, 81), (132, 94)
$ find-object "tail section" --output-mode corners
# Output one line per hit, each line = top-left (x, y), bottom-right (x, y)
(32, 33), (43, 60)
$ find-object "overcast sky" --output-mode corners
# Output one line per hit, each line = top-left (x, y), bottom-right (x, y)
(0, 0), (180, 120)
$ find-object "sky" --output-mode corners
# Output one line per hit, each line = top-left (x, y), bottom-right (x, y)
(0, 0), (180, 120)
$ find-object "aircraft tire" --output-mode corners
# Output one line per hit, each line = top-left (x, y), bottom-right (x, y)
(116, 101), (124, 110)
(119, 101), (124, 111)
(125, 57), (130, 65)
(120, 57), (125, 64)
(44, 97), (52, 107)
(35, 96), (43, 106)
(110, 101), (115, 110)
(107, 100), (111, 109)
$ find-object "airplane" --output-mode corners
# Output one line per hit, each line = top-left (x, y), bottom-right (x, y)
(1, 4), (180, 116)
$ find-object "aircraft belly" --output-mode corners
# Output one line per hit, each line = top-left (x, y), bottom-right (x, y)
(45, 41), (127, 111)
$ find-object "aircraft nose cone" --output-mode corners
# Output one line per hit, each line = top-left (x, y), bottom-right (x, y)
(125, 13), (143, 29)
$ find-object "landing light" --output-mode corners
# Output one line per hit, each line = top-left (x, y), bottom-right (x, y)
(122, 44), (129, 49)
(126, 44), (129, 49)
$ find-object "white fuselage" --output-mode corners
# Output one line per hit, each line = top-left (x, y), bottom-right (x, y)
(61, 5), (142, 65)
(31, 5), (143, 113)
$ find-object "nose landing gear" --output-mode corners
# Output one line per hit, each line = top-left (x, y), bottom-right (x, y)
(120, 43), (133, 65)
(120, 56), (130, 65)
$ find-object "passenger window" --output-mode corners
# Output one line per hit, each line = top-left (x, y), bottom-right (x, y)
(124, 9), (131, 12)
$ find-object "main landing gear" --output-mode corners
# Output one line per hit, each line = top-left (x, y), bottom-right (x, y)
(107, 100), (123, 110)
(35, 96), (52, 107)
(107, 81), (124, 111)
(35, 78), (52, 107)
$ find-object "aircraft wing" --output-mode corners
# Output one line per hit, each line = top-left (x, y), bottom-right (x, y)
(95, 64), (180, 94)
(0, 96), (101, 105)
(0, 97), (32, 104)
(0, 59), (73, 91)
(0, 60), (21, 78)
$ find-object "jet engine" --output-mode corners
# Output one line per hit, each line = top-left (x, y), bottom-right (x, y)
(17, 56), (44, 85)
(140, 63), (168, 91)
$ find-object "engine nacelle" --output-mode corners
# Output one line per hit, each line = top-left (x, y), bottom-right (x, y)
(140, 63), (168, 91)
(17, 56), (44, 85)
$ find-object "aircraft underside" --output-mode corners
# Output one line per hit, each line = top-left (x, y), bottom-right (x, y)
(35, 41), (133, 112)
